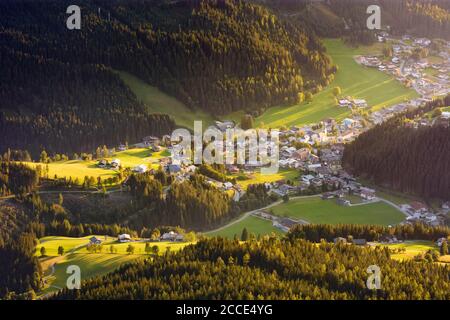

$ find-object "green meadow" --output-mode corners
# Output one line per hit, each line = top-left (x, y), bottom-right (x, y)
(117, 71), (215, 129)
(37, 235), (193, 296)
(40, 253), (142, 295)
(382, 240), (439, 261)
(255, 39), (418, 128)
(24, 147), (170, 183)
(231, 168), (299, 190)
(271, 197), (405, 226)
(206, 215), (283, 239)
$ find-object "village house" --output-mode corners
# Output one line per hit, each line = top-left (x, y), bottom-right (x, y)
(160, 231), (184, 242)
(133, 164), (148, 174)
(118, 234), (132, 243)
(111, 158), (121, 168)
(142, 136), (160, 147)
(353, 239), (367, 246)
(273, 217), (299, 232)
(89, 236), (102, 245)
(334, 237), (347, 244)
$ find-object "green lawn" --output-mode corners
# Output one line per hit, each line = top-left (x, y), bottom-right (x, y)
(26, 160), (118, 182)
(117, 71), (215, 129)
(254, 39), (418, 128)
(39, 253), (142, 296)
(23, 147), (170, 183)
(271, 197), (405, 226)
(37, 235), (193, 296)
(37, 235), (99, 256)
(206, 215), (283, 239)
(382, 240), (438, 261)
(231, 168), (299, 190)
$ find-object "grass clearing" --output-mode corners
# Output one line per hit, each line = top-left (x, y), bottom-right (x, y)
(254, 39), (418, 128)
(117, 71), (215, 129)
(271, 197), (405, 225)
(381, 240), (438, 261)
(37, 235), (193, 296)
(231, 168), (299, 190)
(39, 253), (142, 296)
(206, 215), (283, 239)
(23, 147), (170, 183)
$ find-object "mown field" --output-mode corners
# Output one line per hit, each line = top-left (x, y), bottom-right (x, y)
(24, 147), (169, 183)
(206, 215), (283, 239)
(382, 240), (439, 261)
(117, 71), (215, 129)
(254, 39), (418, 128)
(230, 168), (300, 190)
(270, 197), (405, 226)
(37, 235), (193, 296)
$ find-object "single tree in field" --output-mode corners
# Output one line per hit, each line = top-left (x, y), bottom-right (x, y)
(152, 245), (160, 256)
(332, 86), (341, 97)
(58, 193), (64, 206)
(40, 246), (46, 256)
(305, 92), (313, 103)
(243, 253), (251, 266)
(109, 245), (115, 254)
(241, 228), (249, 241)
(145, 243), (151, 255)
(126, 244), (135, 254)
(40, 150), (49, 163)
(441, 241), (448, 256)
(57, 246), (64, 256)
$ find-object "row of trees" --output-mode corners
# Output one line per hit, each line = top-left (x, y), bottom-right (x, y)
(287, 223), (450, 243)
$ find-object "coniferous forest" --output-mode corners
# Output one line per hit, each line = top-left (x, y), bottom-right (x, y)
(343, 96), (450, 200)
(0, 0), (335, 156)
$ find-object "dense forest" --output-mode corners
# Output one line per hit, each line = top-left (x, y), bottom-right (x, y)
(52, 237), (450, 300)
(125, 173), (275, 229)
(343, 96), (450, 200)
(0, 0), (335, 156)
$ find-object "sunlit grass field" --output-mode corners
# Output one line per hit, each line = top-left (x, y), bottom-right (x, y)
(37, 235), (194, 296)
(230, 168), (299, 190)
(255, 39), (418, 128)
(23, 147), (170, 183)
(382, 241), (439, 261)
(206, 215), (283, 239)
(39, 253), (143, 295)
(271, 197), (405, 226)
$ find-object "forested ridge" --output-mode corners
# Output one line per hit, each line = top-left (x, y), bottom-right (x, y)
(0, 0), (335, 156)
(52, 237), (450, 300)
(257, 0), (450, 42)
(343, 96), (450, 200)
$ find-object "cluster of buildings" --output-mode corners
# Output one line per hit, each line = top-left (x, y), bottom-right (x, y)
(88, 231), (185, 246)
(401, 201), (448, 227)
(360, 34), (450, 101)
